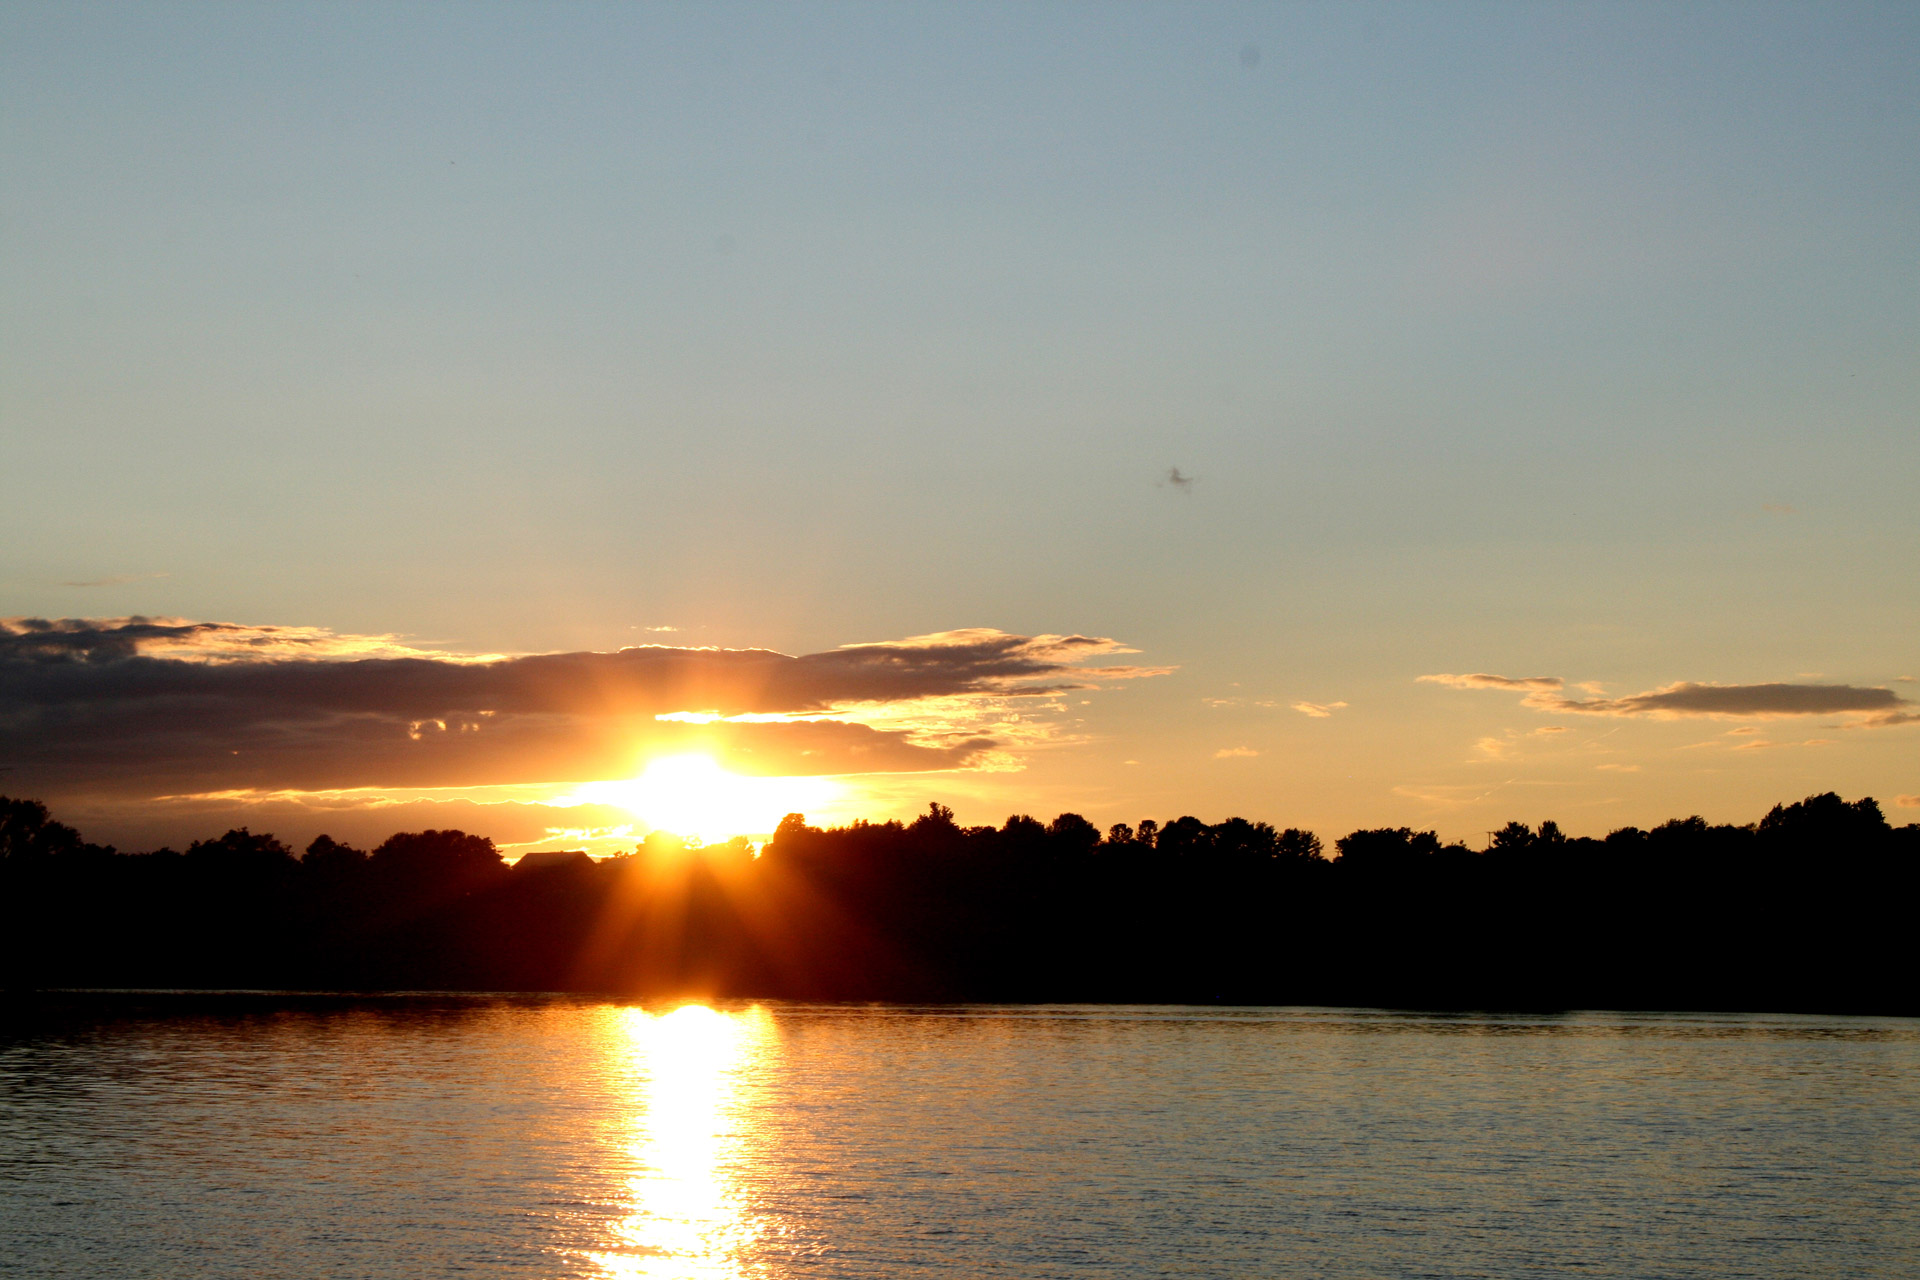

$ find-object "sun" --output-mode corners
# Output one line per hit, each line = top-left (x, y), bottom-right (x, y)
(557, 754), (839, 844)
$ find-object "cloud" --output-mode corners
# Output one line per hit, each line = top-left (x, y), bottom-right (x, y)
(1291, 701), (1347, 718)
(0, 616), (482, 664)
(1541, 682), (1909, 720)
(1424, 668), (1914, 725)
(1419, 673), (1564, 692)
(1390, 782), (1504, 808)
(0, 617), (1166, 799)
(1214, 747), (1259, 758)
(58, 791), (657, 858)
(1595, 763), (1641, 772)
(1896, 795), (1920, 809)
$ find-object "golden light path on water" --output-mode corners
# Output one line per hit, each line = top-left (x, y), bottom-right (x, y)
(584, 1005), (776, 1280)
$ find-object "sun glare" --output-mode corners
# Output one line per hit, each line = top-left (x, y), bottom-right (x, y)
(558, 754), (840, 844)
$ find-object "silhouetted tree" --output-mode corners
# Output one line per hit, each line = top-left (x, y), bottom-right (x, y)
(186, 828), (295, 874)
(371, 829), (502, 894)
(1047, 812), (1101, 857)
(1335, 827), (1450, 870)
(303, 834), (366, 872)
(0, 797), (92, 861)
(1274, 828), (1324, 861)
(1, 792), (1914, 1012)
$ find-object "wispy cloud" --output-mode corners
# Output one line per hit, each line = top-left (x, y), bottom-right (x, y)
(1419, 673), (1563, 692)
(1719, 737), (1836, 752)
(1897, 795), (1920, 809)
(80, 790), (660, 858)
(1390, 782), (1507, 808)
(1291, 700), (1347, 718)
(60, 573), (171, 588)
(1214, 747), (1259, 758)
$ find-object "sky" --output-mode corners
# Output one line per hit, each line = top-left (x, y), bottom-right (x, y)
(3, 1), (1916, 855)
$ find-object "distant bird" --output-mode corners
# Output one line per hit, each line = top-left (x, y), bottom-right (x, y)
(1164, 466), (1196, 492)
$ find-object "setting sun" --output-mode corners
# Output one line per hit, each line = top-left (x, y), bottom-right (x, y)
(558, 755), (840, 844)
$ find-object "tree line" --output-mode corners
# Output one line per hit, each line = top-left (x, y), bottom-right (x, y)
(1, 792), (1914, 1012)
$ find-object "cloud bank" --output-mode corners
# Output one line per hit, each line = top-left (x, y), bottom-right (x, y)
(0, 617), (1165, 799)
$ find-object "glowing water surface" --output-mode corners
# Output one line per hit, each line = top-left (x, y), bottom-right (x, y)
(4, 998), (1919, 1278)
(583, 1005), (770, 1279)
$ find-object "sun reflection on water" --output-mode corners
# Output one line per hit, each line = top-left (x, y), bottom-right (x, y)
(585, 1004), (773, 1280)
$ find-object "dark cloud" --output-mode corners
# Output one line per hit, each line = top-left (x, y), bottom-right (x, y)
(1545, 682), (1906, 719)
(1424, 668), (1914, 724)
(0, 616), (433, 664)
(0, 618), (1156, 799)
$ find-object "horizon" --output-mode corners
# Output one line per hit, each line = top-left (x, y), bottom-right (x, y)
(4, 778), (1910, 867)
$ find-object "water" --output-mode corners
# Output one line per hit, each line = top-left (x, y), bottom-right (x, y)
(3, 998), (1917, 1279)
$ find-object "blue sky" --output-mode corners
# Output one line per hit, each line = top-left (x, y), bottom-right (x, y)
(3, 2), (1916, 848)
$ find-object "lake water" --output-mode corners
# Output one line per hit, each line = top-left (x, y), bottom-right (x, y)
(3, 998), (1917, 1279)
